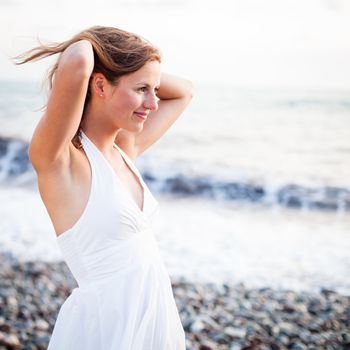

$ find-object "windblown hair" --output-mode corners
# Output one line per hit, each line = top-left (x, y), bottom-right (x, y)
(14, 26), (162, 148)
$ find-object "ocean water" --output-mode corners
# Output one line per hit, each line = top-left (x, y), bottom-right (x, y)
(0, 81), (349, 295)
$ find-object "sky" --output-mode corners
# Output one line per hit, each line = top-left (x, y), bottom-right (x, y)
(1, 0), (350, 90)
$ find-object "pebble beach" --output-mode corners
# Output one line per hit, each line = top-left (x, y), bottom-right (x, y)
(1, 252), (349, 350)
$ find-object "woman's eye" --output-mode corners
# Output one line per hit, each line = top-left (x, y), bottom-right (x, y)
(138, 87), (147, 92)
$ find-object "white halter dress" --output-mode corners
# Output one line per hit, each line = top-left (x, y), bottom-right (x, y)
(47, 131), (186, 350)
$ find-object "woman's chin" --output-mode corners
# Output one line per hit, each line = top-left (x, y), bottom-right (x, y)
(124, 123), (144, 134)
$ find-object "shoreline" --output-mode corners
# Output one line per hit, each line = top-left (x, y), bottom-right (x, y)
(0, 252), (349, 350)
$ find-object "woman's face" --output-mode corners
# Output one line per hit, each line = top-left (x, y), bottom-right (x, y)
(103, 60), (161, 133)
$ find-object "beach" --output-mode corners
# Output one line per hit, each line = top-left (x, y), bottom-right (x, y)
(1, 252), (349, 350)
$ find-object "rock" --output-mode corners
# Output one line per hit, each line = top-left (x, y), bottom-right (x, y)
(307, 320), (322, 333)
(0, 324), (11, 333)
(6, 297), (18, 307)
(190, 319), (206, 333)
(290, 343), (307, 350)
(278, 321), (298, 335)
(224, 326), (246, 339)
(282, 302), (296, 313)
(0, 332), (21, 350)
(276, 334), (290, 346)
(33, 333), (51, 350)
(230, 344), (244, 350)
(199, 340), (217, 350)
(34, 319), (49, 332)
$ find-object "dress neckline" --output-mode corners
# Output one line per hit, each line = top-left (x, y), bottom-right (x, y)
(81, 131), (145, 214)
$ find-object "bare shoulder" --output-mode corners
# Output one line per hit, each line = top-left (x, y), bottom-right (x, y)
(35, 142), (91, 236)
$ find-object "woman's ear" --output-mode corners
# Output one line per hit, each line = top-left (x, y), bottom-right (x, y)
(91, 73), (106, 97)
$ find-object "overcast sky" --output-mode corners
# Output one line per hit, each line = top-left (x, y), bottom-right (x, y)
(1, 0), (350, 90)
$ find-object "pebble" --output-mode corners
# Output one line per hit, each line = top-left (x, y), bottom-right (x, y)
(0, 331), (21, 349)
(0, 252), (349, 349)
(224, 327), (246, 339)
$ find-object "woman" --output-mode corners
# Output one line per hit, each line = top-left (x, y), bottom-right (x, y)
(16, 26), (193, 349)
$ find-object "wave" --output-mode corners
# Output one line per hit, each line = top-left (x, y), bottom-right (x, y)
(143, 173), (350, 211)
(1, 137), (349, 212)
(0, 136), (33, 183)
(276, 98), (350, 109)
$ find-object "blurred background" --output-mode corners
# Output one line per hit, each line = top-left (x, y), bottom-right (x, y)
(0, 0), (350, 295)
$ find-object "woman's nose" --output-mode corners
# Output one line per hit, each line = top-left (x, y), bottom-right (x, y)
(143, 93), (159, 111)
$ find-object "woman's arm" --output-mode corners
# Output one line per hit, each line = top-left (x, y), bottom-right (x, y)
(29, 40), (94, 172)
(155, 72), (193, 100)
(117, 72), (193, 159)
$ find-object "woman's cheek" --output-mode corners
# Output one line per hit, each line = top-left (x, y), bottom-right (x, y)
(123, 91), (140, 110)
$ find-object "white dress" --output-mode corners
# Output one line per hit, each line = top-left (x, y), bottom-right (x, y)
(47, 131), (186, 350)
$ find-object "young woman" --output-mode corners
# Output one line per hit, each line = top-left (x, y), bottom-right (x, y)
(16, 26), (193, 349)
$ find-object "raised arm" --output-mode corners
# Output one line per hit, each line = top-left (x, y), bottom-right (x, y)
(116, 73), (193, 159)
(28, 40), (94, 172)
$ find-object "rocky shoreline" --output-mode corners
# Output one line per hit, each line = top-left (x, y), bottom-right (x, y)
(2, 136), (350, 212)
(0, 252), (349, 350)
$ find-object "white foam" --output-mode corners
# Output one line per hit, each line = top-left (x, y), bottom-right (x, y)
(154, 195), (350, 295)
(2, 185), (349, 295)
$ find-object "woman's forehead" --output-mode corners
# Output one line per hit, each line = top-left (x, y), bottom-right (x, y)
(123, 61), (161, 84)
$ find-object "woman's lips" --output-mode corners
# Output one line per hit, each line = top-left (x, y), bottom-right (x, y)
(134, 112), (148, 120)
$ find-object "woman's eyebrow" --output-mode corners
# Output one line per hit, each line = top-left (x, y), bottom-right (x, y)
(136, 82), (160, 89)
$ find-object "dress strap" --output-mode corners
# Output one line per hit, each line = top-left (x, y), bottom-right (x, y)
(113, 143), (145, 186)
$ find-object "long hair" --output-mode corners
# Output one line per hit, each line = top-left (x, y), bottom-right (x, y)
(14, 26), (162, 148)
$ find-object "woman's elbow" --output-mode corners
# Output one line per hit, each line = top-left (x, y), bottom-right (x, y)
(185, 79), (194, 100)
